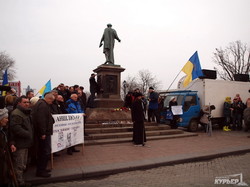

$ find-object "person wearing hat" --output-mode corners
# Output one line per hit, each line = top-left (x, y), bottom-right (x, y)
(0, 108), (17, 186)
(148, 87), (160, 124)
(131, 92), (146, 146)
(99, 23), (121, 65)
(231, 96), (244, 130)
(223, 97), (233, 131)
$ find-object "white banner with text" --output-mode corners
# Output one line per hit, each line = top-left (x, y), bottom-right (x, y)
(51, 113), (84, 153)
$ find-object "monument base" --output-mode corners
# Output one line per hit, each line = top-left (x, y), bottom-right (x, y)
(86, 108), (131, 124)
(93, 64), (125, 108)
(94, 98), (124, 108)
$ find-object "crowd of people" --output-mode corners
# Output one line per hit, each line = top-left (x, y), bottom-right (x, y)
(127, 88), (250, 146)
(0, 82), (90, 186)
(199, 94), (250, 133)
(1, 78), (250, 186)
(222, 94), (250, 131)
(125, 87), (165, 146)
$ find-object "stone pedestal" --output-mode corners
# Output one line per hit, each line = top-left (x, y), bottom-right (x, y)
(93, 64), (125, 108)
(86, 108), (131, 124)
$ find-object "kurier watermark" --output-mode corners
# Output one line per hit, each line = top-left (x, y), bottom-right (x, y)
(214, 173), (248, 186)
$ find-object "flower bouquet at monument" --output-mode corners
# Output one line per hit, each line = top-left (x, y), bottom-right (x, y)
(111, 107), (131, 112)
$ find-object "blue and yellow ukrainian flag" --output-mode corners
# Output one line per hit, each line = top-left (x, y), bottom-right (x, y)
(182, 51), (203, 87)
(2, 69), (9, 96)
(39, 79), (51, 97)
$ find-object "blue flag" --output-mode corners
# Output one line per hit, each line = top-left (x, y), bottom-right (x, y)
(1, 69), (9, 96)
(39, 79), (52, 97)
(182, 51), (203, 87)
(3, 69), (8, 86)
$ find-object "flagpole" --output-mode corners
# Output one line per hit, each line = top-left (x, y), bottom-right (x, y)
(166, 70), (182, 91)
(34, 79), (51, 97)
(34, 91), (39, 97)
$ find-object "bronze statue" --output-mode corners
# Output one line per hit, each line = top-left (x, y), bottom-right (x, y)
(99, 24), (121, 65)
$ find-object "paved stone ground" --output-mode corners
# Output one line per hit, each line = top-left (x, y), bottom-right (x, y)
(37, 153), (250, 187)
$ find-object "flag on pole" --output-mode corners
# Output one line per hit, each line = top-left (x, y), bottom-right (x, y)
(181, 51), (203, 87)
(39, 79), (51, 97)
(2, 69), (9, 96)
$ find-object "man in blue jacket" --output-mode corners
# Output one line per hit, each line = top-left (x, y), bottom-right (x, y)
(148, 87), (160, 124)
(66, 93), (86, 155)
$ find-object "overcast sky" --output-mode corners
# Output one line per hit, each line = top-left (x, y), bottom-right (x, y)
(0, 0), (249, 94)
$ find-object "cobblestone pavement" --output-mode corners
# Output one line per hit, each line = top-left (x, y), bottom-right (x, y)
(37, 153), (250, 187)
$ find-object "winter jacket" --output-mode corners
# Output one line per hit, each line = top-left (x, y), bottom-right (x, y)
(31, 99), (55, 136)
(223, 102), (232, 117)
(131, 99), (144, 122)
(66, 99), (84, 114)
(10, 105), (33, 149)
(148, 91), (159, 110)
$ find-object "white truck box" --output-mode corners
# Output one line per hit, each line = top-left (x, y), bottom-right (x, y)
(185, 79), (250, 118)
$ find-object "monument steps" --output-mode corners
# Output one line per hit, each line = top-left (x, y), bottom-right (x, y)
(85, 125), (170, 134)
(85, 129), (183, 140)
(84, 122), (198, 145)
(85, 122), (161, 129)
(84, 132), (197, 145)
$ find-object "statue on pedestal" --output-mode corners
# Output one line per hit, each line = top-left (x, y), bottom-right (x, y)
(99, 23), (121, 65)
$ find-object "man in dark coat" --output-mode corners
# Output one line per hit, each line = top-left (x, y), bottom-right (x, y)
(10, 96), (33, 186)
(31, 93), (55, 178)
(79, 86), (87, 111)
(50, 90), (62, 115)
(87, 73), (98, 108)
(232, 97), (244, 130)
(131, 92), (146, 146)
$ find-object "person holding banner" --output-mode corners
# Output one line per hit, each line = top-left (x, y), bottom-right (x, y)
(169, 97), (178, 129)
(66, 93), (86, 155)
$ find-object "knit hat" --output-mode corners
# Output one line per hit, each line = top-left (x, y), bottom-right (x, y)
(30, 97), (40, 106)
(0, 108), (8, 121)
(149, 87), (154, 90)
(225, 97), (231, 104)
(170, 97), (175, 101)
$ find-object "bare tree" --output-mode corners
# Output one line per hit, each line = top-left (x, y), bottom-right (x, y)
(121, 75), (139, 99)
(138, 69), (161, 95)
(213, 41), (250, 80)
(125, 75), (139, 92)
(0, 51), (16, 80)
(122, 70), (161, 98)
